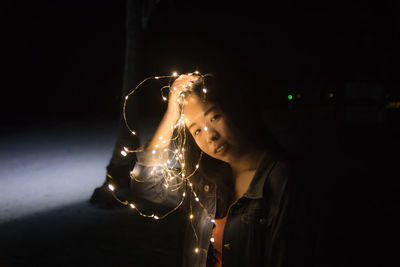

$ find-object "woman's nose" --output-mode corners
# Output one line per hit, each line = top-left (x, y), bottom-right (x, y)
(206, 126), (219, 143)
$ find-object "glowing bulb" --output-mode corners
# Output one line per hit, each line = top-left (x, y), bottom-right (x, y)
(195, 164), (199, 169)
(173, 87), (177, 90)
(182, 163), (185, 167)
(163, 148), (167, 151)
(162, 140), (166, 144)
(195, 197), (199, 202)
(108, 184), (115, 191)
(194, 248), (199, 253)
(182, 192), (186, 197)
(189, 214), (194, 219)
(179, 154), (183, 159)
(202, 88), (207, 93)
(153, 215), (159, 220)
(188, 82), (192, 86)
(182, 148), (185, 152)
(210, 237), (215, 242)
(155, 76), (159, 79)
(204, 126), (208, 131)
(131, 131), (136, 135)
(189, 183), (193, 187)
(167, 160), (171, 164)
(172, 72), (178, 77)
(125, 96), (129, 100)
(164, 184), (169, 188)
(129, 204), (135, 209)
(120, 150), (127, 157)
(123, 147), (129, 152)
(194, 70), (199, 74)
(152, 150), (156, 154)
(175, 149), (178, 153)
(211, 219), (215, 223)
(155, 144), (159, 148)
(182, 173), (185, 178)
(162, 96), (167, 101)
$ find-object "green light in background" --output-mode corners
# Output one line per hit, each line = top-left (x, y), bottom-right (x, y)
(288, 94), (293, 100)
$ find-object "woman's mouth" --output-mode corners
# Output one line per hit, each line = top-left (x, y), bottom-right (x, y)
(215, 143), (228, 154)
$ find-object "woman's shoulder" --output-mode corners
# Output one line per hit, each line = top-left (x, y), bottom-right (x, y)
(259, 150), (291, 180)
(260, 151), (292, 195)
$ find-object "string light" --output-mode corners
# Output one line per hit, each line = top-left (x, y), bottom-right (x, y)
(111, 71), (216, 255)
(108, 184), (115, 191)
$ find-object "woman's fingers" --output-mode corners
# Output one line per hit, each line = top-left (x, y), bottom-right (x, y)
(171, 74), (199, 94)
(168, 74), (200, 110)
(166, 74), (200, 115)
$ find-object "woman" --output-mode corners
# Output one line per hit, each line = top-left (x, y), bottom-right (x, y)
(130, 73), (297, 267)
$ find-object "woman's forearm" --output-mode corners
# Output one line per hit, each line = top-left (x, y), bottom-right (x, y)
(145, 108), (179, 150)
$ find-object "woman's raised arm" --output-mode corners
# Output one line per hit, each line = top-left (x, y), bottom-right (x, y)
(145, 74), (199, 150)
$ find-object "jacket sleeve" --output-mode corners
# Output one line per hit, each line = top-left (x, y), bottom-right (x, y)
(129, 147), (183, 209)
(264, 160), (310, 267)
(263, 160), (290, 267)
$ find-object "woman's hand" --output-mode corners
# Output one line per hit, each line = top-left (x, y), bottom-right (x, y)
(145, 74), (199, 150)
(167, 74), (200, 119)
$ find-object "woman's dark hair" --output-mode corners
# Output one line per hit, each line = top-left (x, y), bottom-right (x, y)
(181, 73), (285, 218)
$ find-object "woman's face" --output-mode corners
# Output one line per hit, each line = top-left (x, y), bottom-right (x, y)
(183, 94), (245, 163)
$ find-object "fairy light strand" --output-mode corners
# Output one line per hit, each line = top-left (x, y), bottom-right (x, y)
(108, 70), (217, 254)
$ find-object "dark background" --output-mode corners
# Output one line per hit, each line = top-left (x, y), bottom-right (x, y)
(3, 0), (399, 123)
(1, 0), (399, 266)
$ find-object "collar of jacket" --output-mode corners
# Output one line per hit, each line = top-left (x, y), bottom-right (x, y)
(242, 152), (276, 199)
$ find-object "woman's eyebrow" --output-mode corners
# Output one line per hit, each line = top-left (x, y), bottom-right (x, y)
(204, 106), (217, 117)
(188, 122), (196, 130)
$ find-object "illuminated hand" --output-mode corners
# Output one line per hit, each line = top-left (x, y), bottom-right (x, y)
(167, 74), (199, 118)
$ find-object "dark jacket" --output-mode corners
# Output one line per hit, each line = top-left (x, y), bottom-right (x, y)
(130, 150), (306, 267)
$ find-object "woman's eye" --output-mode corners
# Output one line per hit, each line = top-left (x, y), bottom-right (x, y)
(194, 129), (201, 136)
(210, 115), (220, 122)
